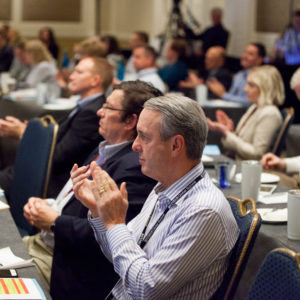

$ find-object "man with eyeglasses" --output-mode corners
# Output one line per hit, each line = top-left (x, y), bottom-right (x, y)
(23, 80), (162, 300)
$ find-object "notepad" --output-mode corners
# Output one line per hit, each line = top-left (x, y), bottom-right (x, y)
(0, 278), (46, 299)
(0, 201), (9, 211)
(0, 248), (33, 270)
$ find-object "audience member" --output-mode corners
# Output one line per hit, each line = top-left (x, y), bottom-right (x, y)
(180, 46), (232, 99)
(23, 81), (160, 297)
(276, 10), (300, 65)
(39, 27), (59, 60)
(196, 7), (229, 54)
(262, 67), (300, 188)
(158, 39), (188, 91)
(74, 94), (239, 299)
(20, 39), (58, 92)
(9, 39), (31, 86)
(100, 35), (124, 73)
(56, 37), (105, 95)
(207, 43), (266, 106)
(125, 31), (149, 75)
(0, 29), (14, 72)
(125, 45), (166, 93)
(7, 28), (21, 47)
(0, 57), (113, 198)
(207, 65), (284, 160)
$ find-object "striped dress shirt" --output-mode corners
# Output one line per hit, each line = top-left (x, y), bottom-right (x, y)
(89, 162), (239, 299)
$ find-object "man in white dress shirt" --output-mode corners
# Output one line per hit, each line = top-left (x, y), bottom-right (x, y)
(124, 45), (166, 93)
(73, 94), (239, 299)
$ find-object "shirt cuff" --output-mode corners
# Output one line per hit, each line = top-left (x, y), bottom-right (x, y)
(88, 211), (107, 233)
(106, 224), (134, 253)
(285, 157), (300, 173)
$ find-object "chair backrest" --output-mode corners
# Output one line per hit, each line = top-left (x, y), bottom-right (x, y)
(212, 196), (262, 300)
(272, 107), (294, 156)
(247, 248), (300, 300)
(9, 115), (58, 236)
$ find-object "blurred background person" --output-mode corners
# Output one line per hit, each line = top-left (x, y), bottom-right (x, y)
(38, 27), (60, 61)
(262, 67), (300, 188)
(20, 39), (58, 93)
(0, 29), (14, 72)
(207, 65), (284, 160)
(125, 31), (149, 76)
(275, 9), (300, 65)
(207, 43), (265, 106)
(100, 34), (124, 75)
(158, 38), (188, 91)
(180, 46), (232, 99)
(9, 39), (31, 86)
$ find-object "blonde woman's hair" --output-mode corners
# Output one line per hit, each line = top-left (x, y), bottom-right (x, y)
(77, 36), (105, 58)
(25, 39), (52, 64)
(248, 65), (285, 106)
(290, 67), (300, 89)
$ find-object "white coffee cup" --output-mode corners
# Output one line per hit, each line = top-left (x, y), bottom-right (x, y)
(196, 84), (207, 106)
(241, 160), (262, 201)
(287, 189), (300, 240)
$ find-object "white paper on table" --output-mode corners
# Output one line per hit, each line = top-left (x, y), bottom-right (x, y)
(0, 200), (9, 210)
(0, 247), (33, 269)
(258, 192), (288, 204)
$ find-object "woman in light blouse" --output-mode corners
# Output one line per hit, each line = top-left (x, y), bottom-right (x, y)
(207, 65), (284, 160)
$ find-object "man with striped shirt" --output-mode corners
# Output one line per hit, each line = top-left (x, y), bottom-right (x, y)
(73, 95), (239, 299)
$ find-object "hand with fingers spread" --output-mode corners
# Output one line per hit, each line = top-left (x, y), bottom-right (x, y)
(215, 110), (234, 132)
(206, 77), (226, 98)
(70, 162), (98, 215)
(91, 162), (128, 230)
(206, 117), (229, 136)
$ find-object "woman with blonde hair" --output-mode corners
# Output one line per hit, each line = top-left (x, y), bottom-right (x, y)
(23, 39), (58, 92)
(207, 65), (284, 160)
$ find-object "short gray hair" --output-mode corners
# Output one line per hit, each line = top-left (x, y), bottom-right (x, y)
(144, 95), (208, 160)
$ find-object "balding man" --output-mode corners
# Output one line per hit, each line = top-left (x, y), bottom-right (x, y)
(180, 46), (232, 99)
(207, 42), (266, 106)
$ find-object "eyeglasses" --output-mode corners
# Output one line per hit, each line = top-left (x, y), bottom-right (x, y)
(102, 103), (126, 112)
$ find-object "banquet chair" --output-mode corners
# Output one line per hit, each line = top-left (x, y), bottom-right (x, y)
(9, 115), (58, 236)
(212, 196), (261, 300)
(272, 107), (294, 156)
(247, 247), (300, 300)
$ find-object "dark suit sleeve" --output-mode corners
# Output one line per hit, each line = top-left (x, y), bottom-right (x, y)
(215, 69), (232, 91)
(53, 151), (156, 250)
(52, 107), (101, 173)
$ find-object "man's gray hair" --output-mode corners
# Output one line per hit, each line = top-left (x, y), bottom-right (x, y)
(144, 95), (208, 160)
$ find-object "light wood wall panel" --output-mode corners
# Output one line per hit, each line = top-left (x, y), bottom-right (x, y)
(0, 0), (11, 21)
(256, 0), (290, 33)
(22, 0), (81, 22)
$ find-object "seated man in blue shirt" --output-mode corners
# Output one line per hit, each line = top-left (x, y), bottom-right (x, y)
(73, 94), (239, 299)
(207, 43), (265, 106)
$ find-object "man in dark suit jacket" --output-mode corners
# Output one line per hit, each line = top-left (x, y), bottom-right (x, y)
(180, 46), (232, 99)
(23, 81), (163, 299)
(0, 57), (113, 198)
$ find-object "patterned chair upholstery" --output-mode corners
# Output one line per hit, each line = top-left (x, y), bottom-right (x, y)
(212, 196), (262, 300)
(9, 115), (58, 236)
(247, 248), (300, 300)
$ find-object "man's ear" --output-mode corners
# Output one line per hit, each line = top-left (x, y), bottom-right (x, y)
(91, 74), (101, 87)
(125, 114), (138, 131)
(170, 135), (185, 157)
